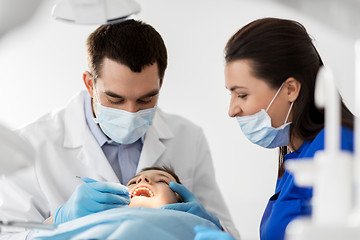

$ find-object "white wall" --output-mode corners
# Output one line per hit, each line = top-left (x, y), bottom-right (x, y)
(0, 0), (355, 239)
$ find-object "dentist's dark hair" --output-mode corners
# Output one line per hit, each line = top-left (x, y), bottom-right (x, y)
(225, 18), (353, 177)
(86, 19), (167, 85)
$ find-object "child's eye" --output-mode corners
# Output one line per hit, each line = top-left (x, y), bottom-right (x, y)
(127, 180), (136, 186)
(158, 179), (169, 184)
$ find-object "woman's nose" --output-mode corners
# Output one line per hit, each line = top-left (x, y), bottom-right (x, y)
(136, 176), (151, 184)
(228, 98), (242, 118)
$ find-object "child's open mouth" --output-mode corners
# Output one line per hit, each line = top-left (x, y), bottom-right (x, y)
(131, 186), (155, 198)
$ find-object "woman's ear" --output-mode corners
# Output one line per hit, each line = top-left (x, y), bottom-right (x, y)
(285, 77), (301, 102)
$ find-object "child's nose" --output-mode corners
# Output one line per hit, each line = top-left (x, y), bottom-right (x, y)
(136, 176), (151, 184)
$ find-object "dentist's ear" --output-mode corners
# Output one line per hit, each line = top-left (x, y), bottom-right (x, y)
(83, 71), (95, 98)
(284, 77), (301, 102)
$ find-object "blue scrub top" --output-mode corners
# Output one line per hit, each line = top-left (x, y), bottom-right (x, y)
(260, 126), (354, 240)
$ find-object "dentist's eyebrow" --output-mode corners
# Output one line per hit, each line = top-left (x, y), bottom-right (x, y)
(104, 90), (124, 98)
(138, 89), (159, 99)
(103, 89), (159, 99)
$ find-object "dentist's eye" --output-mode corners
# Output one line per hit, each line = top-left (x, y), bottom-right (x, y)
(108, 99), (125, 104)
(137, 97), (153, 104)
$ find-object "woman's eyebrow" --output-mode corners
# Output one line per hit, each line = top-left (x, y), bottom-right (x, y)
(229, 86), (248, 92)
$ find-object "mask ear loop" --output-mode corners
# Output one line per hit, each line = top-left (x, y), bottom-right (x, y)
(284, 102), (294, 124)
(266, 82), (285, 112)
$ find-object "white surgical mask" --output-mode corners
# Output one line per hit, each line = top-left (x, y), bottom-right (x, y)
(92, 86), (157, 144)
(236, 83), (294, 149)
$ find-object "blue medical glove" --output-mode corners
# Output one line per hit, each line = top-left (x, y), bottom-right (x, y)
(194, 226), (235, 240)
(54, 178), (131, 224)
(160, 182), (222, 229)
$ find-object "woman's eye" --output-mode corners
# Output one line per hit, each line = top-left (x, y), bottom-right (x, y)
(238, 94), (248, 99)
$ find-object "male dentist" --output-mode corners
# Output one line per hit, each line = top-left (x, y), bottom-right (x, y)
(0, 20), (240, 239)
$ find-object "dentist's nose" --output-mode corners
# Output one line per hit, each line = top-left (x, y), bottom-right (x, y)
(122, 102), (138, 113)
(136, 175), (151, 184)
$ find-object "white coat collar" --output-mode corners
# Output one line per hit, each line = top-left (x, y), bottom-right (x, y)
(148, 108), (174, 140)
(136, 108), (174, 172)
(63, 91), (90, 148)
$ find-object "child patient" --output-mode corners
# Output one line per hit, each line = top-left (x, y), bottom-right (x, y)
(34, 167), (220, 240)
(126, 166), (182, 208)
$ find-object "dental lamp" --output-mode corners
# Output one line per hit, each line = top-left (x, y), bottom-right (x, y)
(51, 0), (141, 25)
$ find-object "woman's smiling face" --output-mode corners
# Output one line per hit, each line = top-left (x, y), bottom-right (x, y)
(126, 169), (179, 208)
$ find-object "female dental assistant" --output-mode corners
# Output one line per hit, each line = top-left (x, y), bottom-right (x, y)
(193, 18), (354, 240)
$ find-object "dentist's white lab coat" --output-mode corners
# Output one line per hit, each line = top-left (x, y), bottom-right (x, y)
(0, 91), (240, 240)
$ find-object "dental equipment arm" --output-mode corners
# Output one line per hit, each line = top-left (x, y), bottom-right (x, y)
(0, 220), (57, 231)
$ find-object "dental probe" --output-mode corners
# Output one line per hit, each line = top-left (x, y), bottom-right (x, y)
(75, 176), (134, 197)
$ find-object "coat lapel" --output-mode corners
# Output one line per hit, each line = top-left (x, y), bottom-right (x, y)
(79, 136), (119, 183)
(63, 91), (119, 183)
(136, 109), (174, 172)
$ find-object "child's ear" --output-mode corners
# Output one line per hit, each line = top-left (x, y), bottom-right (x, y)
(176, 192), (183, 203)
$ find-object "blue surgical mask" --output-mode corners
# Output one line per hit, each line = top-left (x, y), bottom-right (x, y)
(92, 87), (157, 144)
(236, 83), (294, 149)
